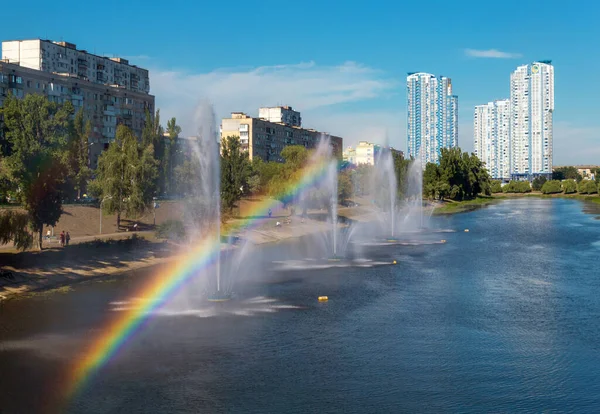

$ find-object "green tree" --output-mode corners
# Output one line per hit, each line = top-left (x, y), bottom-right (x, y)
(562, 179), (577, 194)
(0, 210), (33, 251)
(578, 180), (598, 194)
(490, 180), (503, 193)
(532, 175), (547, 191)
(338, 170), (353, 204)
(502, 181), (531, 193)
(163, 117), (181, 195)
(0, 94), (74, 249)
(90, 125), (158, 229)
(141, 109), (165, 193)
(68, 109), (93, 199)
(541, 180), (562, 194)
(553, 166), (582, 182)
(220, 135), (252, 213)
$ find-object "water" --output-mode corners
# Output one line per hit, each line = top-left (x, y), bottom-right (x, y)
(2, 198), (600, 413)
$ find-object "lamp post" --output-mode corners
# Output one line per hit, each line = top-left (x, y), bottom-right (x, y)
(100, 195), (113, 234)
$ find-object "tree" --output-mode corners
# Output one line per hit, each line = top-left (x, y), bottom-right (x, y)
(490, 180), (503, 193)
(422, 148), (490, 201)
(541, 180), (562, 194)
(0, 210), (33, 251)
(69, 109), (92, 199)
(141, 109), (165, 193)
(164, 117), (181, 195)
(578, 180), (598, 195)
(338, 170), (352, 204)
(90, 125), (158, 229)
(532, 176), (547, 191)
(553, 166), (582, 182)
(562, 179), (577, 194)
(220, 135), (252, 213)
(502, 181), (531, 193)
(0, 94), (74, 249)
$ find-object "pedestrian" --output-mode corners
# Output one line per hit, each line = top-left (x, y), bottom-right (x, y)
(268, 208), (272, 218)
(59, 231), (65, 247)
(46, 229), (51, 240)
(65, 231), (71, 246)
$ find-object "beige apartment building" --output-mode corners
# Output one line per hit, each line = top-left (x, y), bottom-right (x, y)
(220, 108), (342, 162)
(0, 39), (154, 168)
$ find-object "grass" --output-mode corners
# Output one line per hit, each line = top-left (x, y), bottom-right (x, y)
(432, 196), (498, 215)
(433, 192), (600, 215)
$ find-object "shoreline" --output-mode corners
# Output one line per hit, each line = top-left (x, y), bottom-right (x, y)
(0, 214), (358, 301)
(432, 193), (600, 215)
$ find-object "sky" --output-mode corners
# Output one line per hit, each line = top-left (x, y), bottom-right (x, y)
(1, 0), (599, 164)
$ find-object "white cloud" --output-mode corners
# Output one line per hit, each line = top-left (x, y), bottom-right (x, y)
(464, 49), (522, 59)
(150, 61), (398, 139)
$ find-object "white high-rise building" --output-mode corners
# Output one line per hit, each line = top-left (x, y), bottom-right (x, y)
(258, 106), (302, 127)
(474, 100), (511, 180)
(407, 73), (458, 166)
(510, 61), (554, 179)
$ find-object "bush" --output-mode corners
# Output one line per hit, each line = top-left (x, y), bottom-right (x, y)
(490, 180), (503, 193)
(532, 176), (547, 191)
(156, 219), (186, 240)
(562, 179), (577, 194)
(578, 180), (598, 194)
(502, 180), (531, 193)
(541, 180), (562, 194)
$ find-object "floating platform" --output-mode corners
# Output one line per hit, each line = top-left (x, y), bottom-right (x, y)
(207, 291), (233, 302)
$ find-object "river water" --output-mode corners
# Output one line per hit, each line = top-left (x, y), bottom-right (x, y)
(1, 198), (600, 413)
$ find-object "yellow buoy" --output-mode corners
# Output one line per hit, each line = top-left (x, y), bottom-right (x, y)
(441, 239), (446, 243)
(464, 229), (470, 232)
(318, 296), (328, 302)
(392, 260), (397, 264)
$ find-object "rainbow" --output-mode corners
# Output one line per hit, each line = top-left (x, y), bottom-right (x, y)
(64, 155), (334, 404)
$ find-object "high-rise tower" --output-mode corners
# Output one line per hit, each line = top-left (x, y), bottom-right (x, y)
(407, 72), (458, 166)
(510, 61), (554, 179)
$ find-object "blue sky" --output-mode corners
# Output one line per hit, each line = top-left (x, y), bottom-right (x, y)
(1, 0), (598, 164)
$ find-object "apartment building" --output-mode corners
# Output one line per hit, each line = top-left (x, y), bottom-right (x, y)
(474, 99), (511, 180)
(407, 72), (458, 166)
(510, 61), (554, 180)
(1, 39), (149, 93)
(220, 107), (342, 162)
(0, 39), (154, 168)
(258, 106), (301, 127)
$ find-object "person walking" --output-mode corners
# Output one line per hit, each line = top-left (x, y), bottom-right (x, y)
(59, 231), (65, 247)
(65, 231), (71, 246)
(268, 208), (272, 218)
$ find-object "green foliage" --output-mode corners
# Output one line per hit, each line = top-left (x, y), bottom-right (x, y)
(67, 109), (92, 199)
(173, 159), (200, 197)
(0, 210), (33, 250)
(490, 180), (503, 193)
(338, 170), (353, 204)
(532, 176), (547, 191)
(562, 179), (577, 194)
(0, 94), (74, 249)
(163, 117), (182, 195)
(578, 180), (598, 194)
(553, 166), (582, 182)
(541, 180), (562, 194)
(422, 148), (490, 201)
(502, 181), (532, 193)
(220, 135), (252, 212)
(155, 219), (186, 240)
(350, 164), (373, 196)
(90, 125), (159, 228)
(393, 151), (411, 199)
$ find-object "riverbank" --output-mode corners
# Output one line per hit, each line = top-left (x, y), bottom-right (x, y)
(432, 193), (600, 215)
(0, 211), (353, 301)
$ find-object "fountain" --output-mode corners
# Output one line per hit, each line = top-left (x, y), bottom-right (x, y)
(188, 103), (231, 302)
